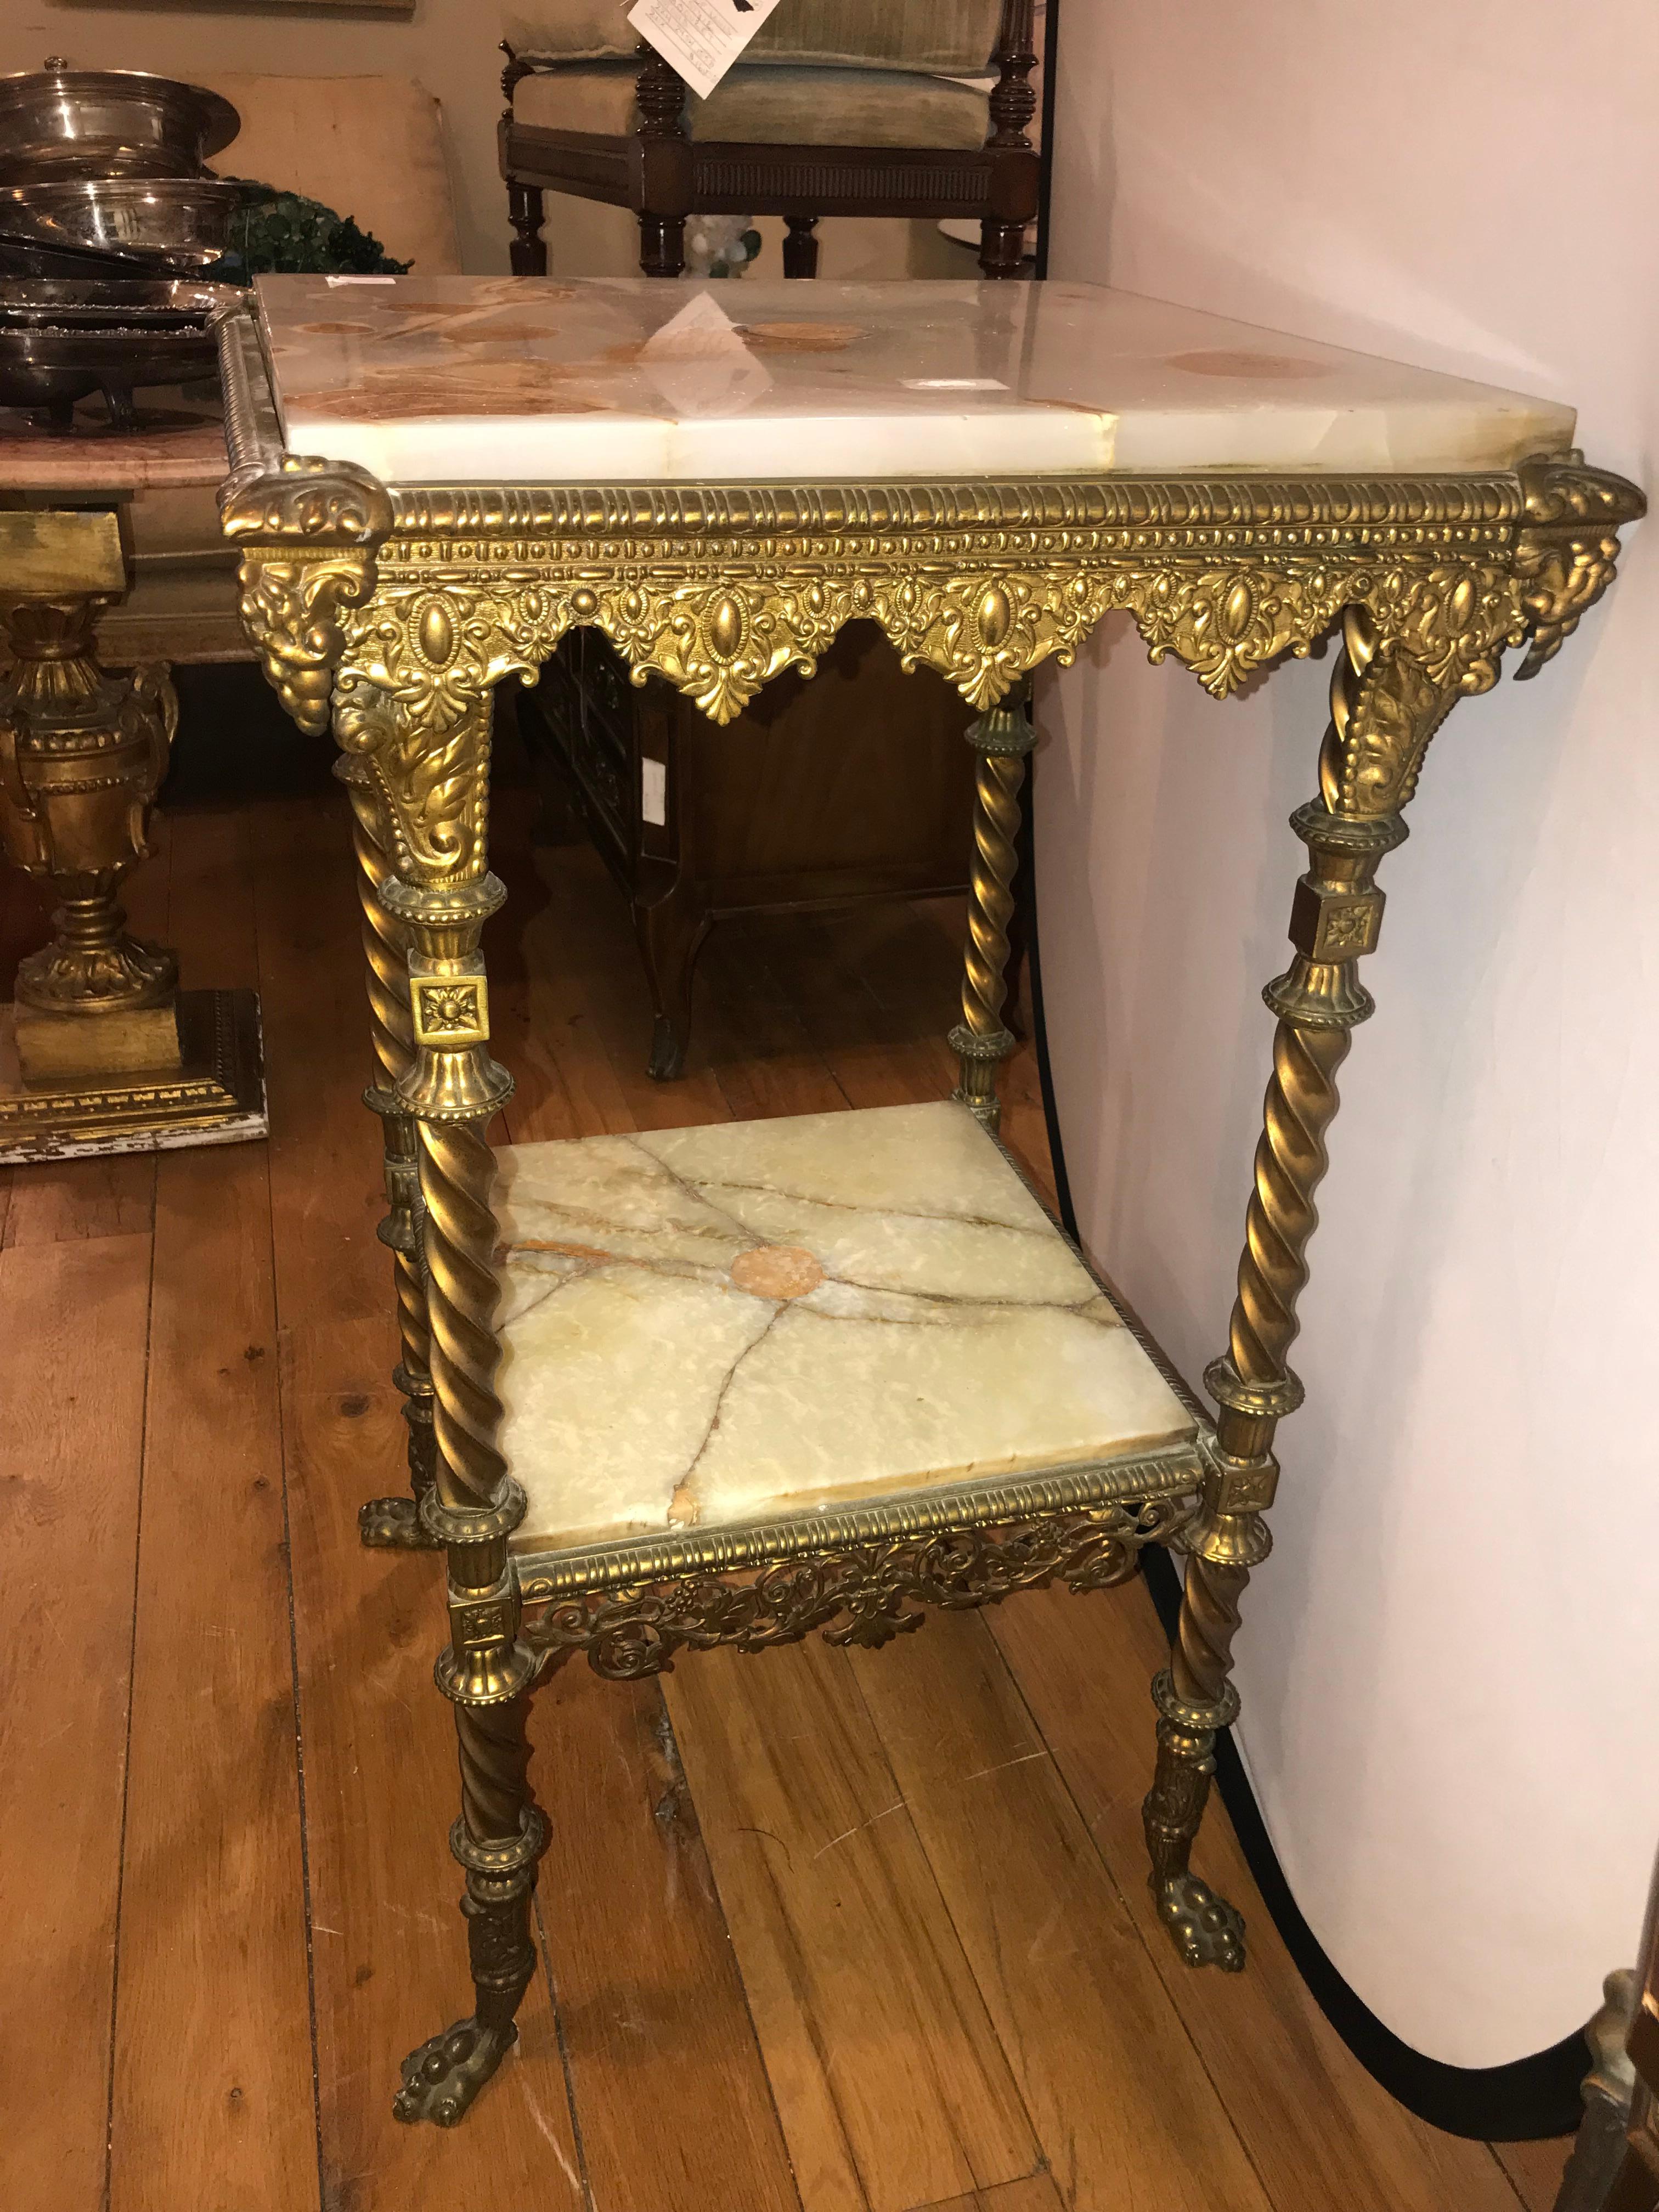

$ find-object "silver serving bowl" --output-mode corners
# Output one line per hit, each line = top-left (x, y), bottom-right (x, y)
(0, 68), (239, 182)
(0, 232), (174, 281)
(0, 177), (245, 267)
(0, 278), (236, 428)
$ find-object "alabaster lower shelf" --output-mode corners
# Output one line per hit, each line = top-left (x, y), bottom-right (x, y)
(493, 1100), (1206, 1575)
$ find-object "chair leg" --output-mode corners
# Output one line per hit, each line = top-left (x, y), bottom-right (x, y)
(978, 217), (1028, 278)
(633, 40), (691, 280)
(639, 212), (686, 277)
(507, 180), (546, 275)
(783, 215), (820, 278)
(635, 878), (710, 1082)
(393, 1694), (545, 2127)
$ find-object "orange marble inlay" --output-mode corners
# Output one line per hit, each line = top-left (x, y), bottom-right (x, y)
(731, 320), (866, 353)
(1166, 348), (1332, 380)
(298, 363), (613, 420)
(729, 1245), (825, 1300)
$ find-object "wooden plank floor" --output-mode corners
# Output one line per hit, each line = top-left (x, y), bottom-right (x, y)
(0, 772), (1567, 2212)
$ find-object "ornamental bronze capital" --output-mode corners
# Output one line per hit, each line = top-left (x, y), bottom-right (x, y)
(1513, 449), (1646, 677)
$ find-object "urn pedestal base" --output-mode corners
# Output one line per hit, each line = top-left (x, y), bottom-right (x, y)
(0, 507), (268, 1166)
(0, 985), (266, 1163)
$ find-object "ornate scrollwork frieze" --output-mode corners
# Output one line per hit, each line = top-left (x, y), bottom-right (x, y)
(520, 1494), (1195, 1681)
(353, 467), (1561, 726)
(227, 453), (1643, 845)
(357, 541), (1532, 721)
(319, 548), (1523, 769)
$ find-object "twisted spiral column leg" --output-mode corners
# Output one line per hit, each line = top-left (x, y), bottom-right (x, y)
(950, 678), (1035, 1133)
(381, 858), (543, 2126)
(1227, 1021), (1351, 1386)
(335, 757), (440, 1550)
(419, 1115), (511, 1525)
(1143, 615), (1447, 1968)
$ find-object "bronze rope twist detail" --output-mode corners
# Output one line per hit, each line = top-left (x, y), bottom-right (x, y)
(1170, 1555), (1248, 1708)
(1318, 601), (1378, 814)
(419, 1118), (510, 1517)
(342, 771), (432, 1378)
(457, 1696), (531, 1842)
(342, 763), (411, 1087)
(951, 688), (1034, 1130)
(338, 761), (438, 1547)
(1139, 605), (1431, 1977)
(1227, 1022), (1350, 1389)
(961, 748), (1025, 1045)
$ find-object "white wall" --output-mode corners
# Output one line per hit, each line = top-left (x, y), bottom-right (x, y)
(1037, 1), (1658, 2068)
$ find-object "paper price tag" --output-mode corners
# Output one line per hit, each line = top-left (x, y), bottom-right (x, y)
(640, 288), (773, 414)
(641, 757), (668, 826)
(627, 0), (786, 101)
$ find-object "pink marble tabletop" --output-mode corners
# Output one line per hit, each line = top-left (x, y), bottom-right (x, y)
(0, 399), (228, 490)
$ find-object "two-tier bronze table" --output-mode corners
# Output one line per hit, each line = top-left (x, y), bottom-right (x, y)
(217, 274), (1641, 2130)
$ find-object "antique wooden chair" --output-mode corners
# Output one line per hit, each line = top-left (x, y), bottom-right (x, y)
(497, 0), (1040, 279)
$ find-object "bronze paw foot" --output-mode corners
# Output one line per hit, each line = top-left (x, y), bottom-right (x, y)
(392, 2017), (516, 2125)
(359, 1496), (443, 1550)
(1154, 1873), (1246, 1971)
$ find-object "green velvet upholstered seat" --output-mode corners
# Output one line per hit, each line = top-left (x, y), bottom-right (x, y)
(512, 63), (991, 153)
(506, 0), (1004, 153)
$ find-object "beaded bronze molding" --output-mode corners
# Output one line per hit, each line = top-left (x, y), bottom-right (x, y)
(515, 1442), (1205, 1596)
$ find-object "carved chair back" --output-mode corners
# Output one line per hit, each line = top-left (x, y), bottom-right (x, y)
(502, 0), (1011, 75)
